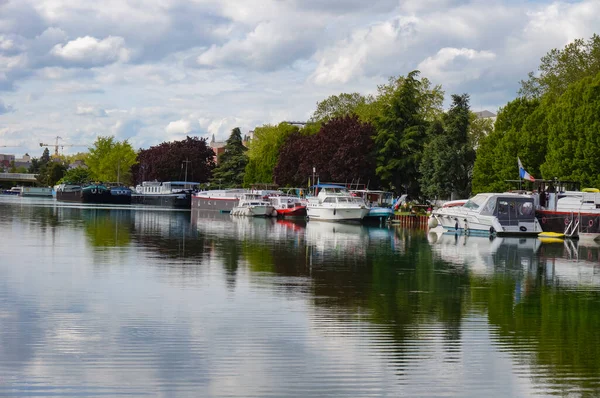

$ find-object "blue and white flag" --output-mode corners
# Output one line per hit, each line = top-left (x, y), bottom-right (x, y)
(517, 157), (535, 182)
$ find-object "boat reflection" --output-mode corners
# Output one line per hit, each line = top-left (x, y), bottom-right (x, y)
(428, 229), (600, 288)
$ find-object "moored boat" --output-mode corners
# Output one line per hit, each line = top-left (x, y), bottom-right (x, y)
(429, 192), (541, 236)
(132, 181), (197, 209)
(536, 191), (600, 239)
(268, 195), (307, 217)
(350, 189), (394, 224)
(192, 189), (247, 212)
(230, 193), (276, 217)
(56, 183), (130, 204)
(306, 184), (369, 222)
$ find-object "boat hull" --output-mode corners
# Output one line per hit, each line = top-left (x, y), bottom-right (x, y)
(536, 210), (600, 236)
(132, 193), (191, 209)
(275, 206), (307, 217)
(57, 189), (131, 204)
(307, 206), (369, 222)
(430, 213), (540, 236)
(231, 205), (275, 217)
(363, 207), (393, 224)
(192, 196), (239, 212)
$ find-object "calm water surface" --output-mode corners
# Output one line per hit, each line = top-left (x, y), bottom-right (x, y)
(1, 196), (599, 397)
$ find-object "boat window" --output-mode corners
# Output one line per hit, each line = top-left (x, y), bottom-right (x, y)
(480, 199), (496, 215)
(463, 194), (488, 210)
(323, 197), (336, 203)
(518, 201), (534, 216)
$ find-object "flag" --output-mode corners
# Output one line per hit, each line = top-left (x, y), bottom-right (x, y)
(517, 157), (535, 182)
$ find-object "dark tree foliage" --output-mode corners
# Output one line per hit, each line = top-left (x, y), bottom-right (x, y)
(133, 136), (215, 184)
(274, 115), (378, 187)
(211, 128), (248, 187)
(420, 94), (474, 199)
(374, 70), (428, 196)
(311, 115), (377, 185)
(273, 131), (313, 187)
(40, 148), (51, 164)
(36, 161), (67, 186)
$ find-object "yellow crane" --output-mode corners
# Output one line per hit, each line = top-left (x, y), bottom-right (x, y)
(39, 136), (89, 157)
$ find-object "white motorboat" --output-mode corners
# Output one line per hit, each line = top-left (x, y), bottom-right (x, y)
(428, 192), (541, 236)
(230, 193), (276, 217)
(306, 184), (369, 222)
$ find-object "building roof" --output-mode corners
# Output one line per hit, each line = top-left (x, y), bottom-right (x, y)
(475, 110), (497, 119)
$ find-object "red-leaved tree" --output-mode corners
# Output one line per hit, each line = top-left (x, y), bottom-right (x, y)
(274, 115), (378, 187)
(132, 136), (215, 184)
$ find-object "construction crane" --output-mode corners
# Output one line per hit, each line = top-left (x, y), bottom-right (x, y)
(39, 136), (89, 157)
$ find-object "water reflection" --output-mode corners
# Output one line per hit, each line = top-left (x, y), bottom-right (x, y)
(1, 198), (600, 396)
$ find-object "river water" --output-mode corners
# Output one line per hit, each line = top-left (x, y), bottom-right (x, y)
(0, 196), (599, 397)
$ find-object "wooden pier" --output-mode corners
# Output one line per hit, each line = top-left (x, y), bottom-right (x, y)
(391, 214), (429, 228)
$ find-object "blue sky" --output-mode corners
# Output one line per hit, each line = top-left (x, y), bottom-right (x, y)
(0, 0), (598, 157)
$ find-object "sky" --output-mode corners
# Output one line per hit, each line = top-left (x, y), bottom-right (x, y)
(0, 0), (598, 157)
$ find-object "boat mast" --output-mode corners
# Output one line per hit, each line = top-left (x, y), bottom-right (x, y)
(182, 159), (191, 187)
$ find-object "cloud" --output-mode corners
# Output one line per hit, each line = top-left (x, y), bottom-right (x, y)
(165, 119), (193, 135)
(310, 16), (419, 85)
(0, 99), (13, 114)
(51, 36), (130, 67)
(75, 105), (107, 117)
(197, 19), (321, 71)
(418, 47), (496, 86)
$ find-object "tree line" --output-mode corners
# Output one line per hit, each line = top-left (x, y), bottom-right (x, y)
(18, 33), (600, 197)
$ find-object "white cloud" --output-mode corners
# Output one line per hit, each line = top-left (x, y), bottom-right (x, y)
(165, 119), (193, 135)
(310, 16), (419, 85)
(51, 36), (130, 66)
(75, 105), (107, 117)
(197, 18), (321, 71)
(418, 47), (496, 86)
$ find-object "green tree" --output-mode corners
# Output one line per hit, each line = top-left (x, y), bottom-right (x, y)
(471, 97), (541, 193)
(87, 136), (137, 184)
(468, 113), (495, 149)
(541, 72), (600, 186)
(59, 167), (94, 184)
(211, 128), (248, 187)
(372, 74), (445, 123)
(40, 148), (51, 165)
(519, 34), (600, 100)
(374, 70), (429, 196)
(310, 93), (373, 123)
(36, 161), (67, 186)
(420, 94), (474, 199)
(244, 122), (299, 185)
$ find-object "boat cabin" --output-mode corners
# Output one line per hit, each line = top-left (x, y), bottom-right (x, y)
(136, 181), (199, 195)
(466, 193), (535, 224)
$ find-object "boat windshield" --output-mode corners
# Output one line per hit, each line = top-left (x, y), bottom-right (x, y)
(463, 194), (488, 210)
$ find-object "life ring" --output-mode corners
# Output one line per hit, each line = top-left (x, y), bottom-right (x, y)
(589, 219), (594, 227)
(565, 217), (571, 225)
(91, 188), (97, 194)
(541, 216), (547, 224)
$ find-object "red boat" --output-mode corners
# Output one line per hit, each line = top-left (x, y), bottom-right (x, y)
(269, 195), (307, 217)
